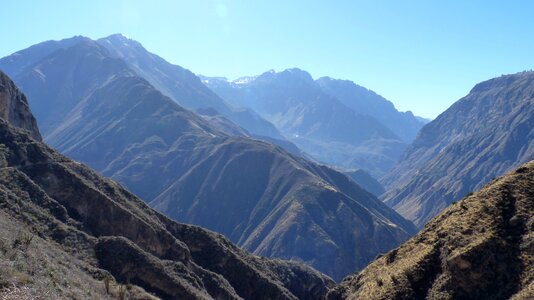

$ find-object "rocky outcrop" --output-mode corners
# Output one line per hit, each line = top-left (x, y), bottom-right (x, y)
(329, 160), (534, 299)
(0, 71), (41, 141)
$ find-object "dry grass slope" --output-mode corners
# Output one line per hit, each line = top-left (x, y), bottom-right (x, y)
(329, 160), (534, 300)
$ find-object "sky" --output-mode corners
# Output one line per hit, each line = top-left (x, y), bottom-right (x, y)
(1, 1), (533, 119)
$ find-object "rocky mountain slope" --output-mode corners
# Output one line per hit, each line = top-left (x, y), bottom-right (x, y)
(0, 70), (333, 299)
(329, 160), (534, 299)
(382, 71), (534, 227)
(316, 76), (425, 143)
(0, 39), (416, 281)
(203, 70), (407, 176)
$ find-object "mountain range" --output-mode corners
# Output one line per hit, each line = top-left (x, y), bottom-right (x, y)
(202, 70), (426, 177)
(0, 36), (416, 281)
(0, 70), (333, 299)
(382, 71), (534, 228)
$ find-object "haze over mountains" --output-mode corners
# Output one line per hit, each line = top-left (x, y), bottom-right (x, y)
(382, 71), (534, 228)
(202, 70), (426, 177)
(0, 35), (416, 281)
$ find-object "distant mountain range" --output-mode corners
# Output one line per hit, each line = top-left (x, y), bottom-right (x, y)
(382, 71), (534, 228)
(0, 70), (333, 299)
(330, 159), (534, 299)
(0, 36), (416, 281)
(202, 70), (426, 176)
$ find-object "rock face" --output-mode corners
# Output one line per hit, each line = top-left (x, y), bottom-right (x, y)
(316, 77), (425, 143)
(0, 37), (416, 281)
(0, 73), (333, 299)
(0, 71), (41, 141)
(329, 160), (534, 300)
(202, 70), (408, 177)
(382, 71), (534, 228)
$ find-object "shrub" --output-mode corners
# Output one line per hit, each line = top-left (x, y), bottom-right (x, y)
(118, 284), (127, 300)
(103, 275), (113, 294)
(12, 231), (33, 252)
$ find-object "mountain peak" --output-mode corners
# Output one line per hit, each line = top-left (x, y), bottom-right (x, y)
(99, 33), (144, 50)
(255, 68), (314, 85)
(104, 33), (131, 41)
(281, 67), (314, 80)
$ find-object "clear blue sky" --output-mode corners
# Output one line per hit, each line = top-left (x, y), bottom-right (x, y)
(1, 1), (533, 118)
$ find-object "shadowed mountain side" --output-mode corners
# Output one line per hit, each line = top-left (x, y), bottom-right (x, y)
(45, 75), (224, 201)
(0, 78), (334, 298)
(382, 71), (534, 228)
(329, 160), (534, 299)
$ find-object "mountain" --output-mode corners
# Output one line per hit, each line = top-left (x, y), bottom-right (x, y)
(0, 34), (294, 153)
(344, 169), (385, 197)
(382, 71), (534, 228)
(329, 160), (534, 299)
(0, 70), (333, 299)
(203, 69), (407, 176)
(0, 37), (416, 281)
(316, 77), (425, 143)
(96, 34), (287, 142)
